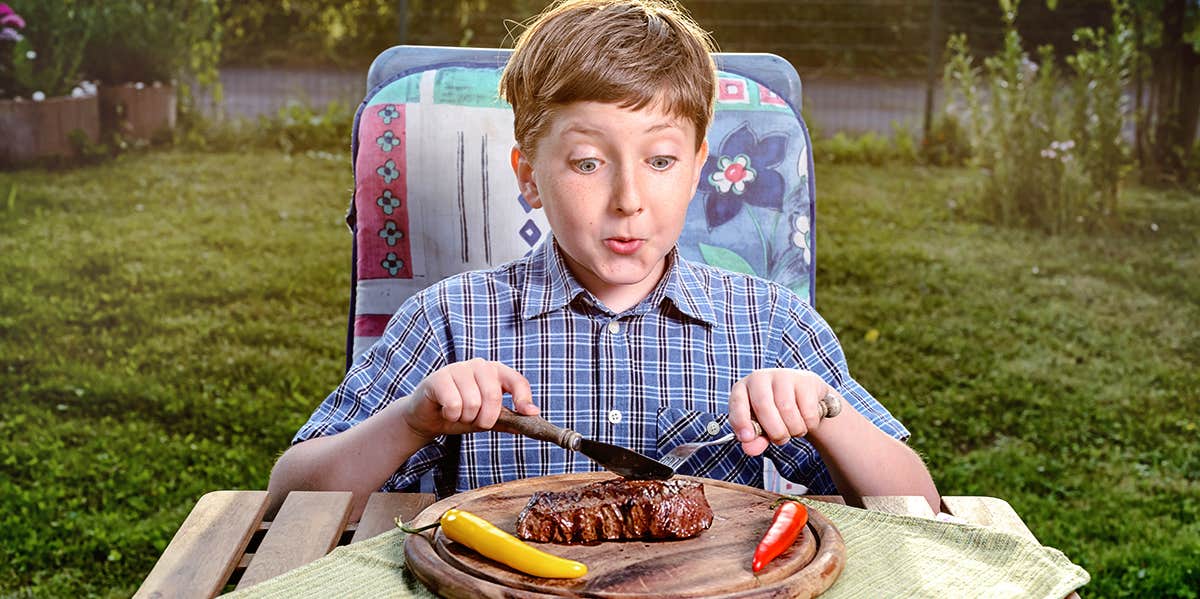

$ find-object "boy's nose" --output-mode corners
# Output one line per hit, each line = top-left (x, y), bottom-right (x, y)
(611, 168), (643, 215)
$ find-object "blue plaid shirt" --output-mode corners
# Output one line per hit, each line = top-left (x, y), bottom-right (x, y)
(295, 239), (909, 497)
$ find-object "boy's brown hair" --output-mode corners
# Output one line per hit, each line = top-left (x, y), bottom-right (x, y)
(500, 0), (717, 159)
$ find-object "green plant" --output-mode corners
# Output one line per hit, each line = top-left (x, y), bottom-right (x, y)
(83, 0), (221, 87)
(920, 114), (971, 167)
(258, 100), (354, 154)
(943, 0), (1136, 234)
(0, 1), (96, 99)
(178, 99), (354, 154)
(1067, 5), (1136, 218)
(820, 131), (894, 166)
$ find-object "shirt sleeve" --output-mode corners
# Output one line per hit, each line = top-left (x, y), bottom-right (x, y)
(766, 292), (910, 493)
(292, 289), (452, 491)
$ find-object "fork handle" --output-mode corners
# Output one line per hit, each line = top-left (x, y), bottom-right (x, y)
(496, 407), (582, 451)
(819, 393), (842, 419)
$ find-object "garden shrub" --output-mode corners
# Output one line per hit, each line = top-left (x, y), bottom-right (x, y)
(943, 0), (1135, 234)
(180, 99), (354, 154)
(920, 114), (971, 167)
(817, 123), (922, 166)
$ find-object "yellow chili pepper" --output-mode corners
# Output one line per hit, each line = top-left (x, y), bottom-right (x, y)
(399, 508), (587, 579)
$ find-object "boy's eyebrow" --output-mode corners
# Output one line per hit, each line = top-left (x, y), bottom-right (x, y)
(560, 121), (684, 138)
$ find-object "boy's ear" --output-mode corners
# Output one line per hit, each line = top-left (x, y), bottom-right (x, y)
(511, 146), (542, 209)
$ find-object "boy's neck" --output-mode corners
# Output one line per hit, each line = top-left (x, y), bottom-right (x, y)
(554, 240), (673, 314)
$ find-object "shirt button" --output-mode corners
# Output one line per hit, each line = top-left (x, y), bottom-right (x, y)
(706, 421), (721, 436)
(607, 321), (620, 334)
(607, 409), (623, 424)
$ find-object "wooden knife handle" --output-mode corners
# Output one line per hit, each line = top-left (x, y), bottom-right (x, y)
(496, 407), (582, 451)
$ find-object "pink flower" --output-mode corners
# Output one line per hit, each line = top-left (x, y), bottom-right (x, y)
(0, 3), (25, 29)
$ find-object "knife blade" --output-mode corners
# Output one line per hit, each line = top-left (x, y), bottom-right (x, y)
(495, 407), (674, 480)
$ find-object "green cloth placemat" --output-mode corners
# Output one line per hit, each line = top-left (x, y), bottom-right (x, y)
(224, 500), (1089, 598)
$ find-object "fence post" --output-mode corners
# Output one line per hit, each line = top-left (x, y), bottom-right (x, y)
(924, 0), (942, 141)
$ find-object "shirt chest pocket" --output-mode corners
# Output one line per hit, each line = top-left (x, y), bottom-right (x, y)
(654, 407), (740, 477)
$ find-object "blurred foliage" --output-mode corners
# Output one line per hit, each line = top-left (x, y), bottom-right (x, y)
(0, 0), (95, 98)
(81, 0), (222, 89)
(216, 0), (544, 67)
(177, 99), (355, 154)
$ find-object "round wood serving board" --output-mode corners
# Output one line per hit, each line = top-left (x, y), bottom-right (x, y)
(404, 472), (845, 598)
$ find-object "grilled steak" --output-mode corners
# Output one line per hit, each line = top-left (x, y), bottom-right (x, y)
(515, 478), (714, 543)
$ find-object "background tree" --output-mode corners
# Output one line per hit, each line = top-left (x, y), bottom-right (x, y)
(1136, 0), (1200, 182)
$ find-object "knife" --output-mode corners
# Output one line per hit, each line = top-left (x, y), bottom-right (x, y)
(496, 407), (674, 480)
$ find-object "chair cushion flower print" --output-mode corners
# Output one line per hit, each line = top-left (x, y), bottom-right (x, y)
(692, 120), (811, 298)
(701, 122), (788, 228)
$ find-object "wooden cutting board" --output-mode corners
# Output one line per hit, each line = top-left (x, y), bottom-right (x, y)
(404, 472), (845, 598)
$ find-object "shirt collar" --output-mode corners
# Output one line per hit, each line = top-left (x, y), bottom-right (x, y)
(521, 238), (717, 327)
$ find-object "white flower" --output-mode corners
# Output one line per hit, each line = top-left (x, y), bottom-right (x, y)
(81, 81), (97, 95)
(31, 91), (45, 102)
(134, 81), (145, 90)
(1150, 223), (1159, 232)
(71, 87), (84, 98)
(25, 50), (35, 60)
(707, 154), (757, 195)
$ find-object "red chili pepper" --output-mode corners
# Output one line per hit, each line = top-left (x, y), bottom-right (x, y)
(752, 498), (808, 573)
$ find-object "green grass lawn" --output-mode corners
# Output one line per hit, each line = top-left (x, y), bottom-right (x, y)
(1, 150), (1196, 597)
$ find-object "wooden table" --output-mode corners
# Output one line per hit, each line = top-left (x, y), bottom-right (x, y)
(134, 490), (1064, 598)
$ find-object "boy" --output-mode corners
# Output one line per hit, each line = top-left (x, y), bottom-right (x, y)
(268, 0), (939, 519)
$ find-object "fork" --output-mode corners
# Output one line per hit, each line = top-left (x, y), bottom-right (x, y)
(659, 394), (841, 472)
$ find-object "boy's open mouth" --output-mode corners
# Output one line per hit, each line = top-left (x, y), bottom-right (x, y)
(604, 237), (644, 255)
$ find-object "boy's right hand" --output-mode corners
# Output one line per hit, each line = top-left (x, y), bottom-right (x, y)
(401, 358), (538, 440)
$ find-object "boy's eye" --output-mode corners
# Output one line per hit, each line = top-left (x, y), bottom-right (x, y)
(573, 158), (600, 173)
(649, 156), (676, 171)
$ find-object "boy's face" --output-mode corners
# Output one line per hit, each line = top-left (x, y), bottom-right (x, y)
(512, 101), (708, 311)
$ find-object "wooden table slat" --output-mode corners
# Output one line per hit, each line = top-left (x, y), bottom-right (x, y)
(862, 495), (936, 519)
(941, 496), (1038, 542)
(134, 490), (269, 599)
(352, 491), (438, 543)
(236, 491), (354, 590)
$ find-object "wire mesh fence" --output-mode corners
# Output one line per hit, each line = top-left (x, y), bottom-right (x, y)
(199, 0), (1116, 138)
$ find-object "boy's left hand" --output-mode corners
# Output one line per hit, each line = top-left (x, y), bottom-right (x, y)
(728, 368), (846, 457)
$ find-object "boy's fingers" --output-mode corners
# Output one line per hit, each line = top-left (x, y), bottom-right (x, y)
(451, 366), (482, 424)
(740, 436), (769, 457)
(473, 363), (504, 429)
(747, 375), (789, 445)
(496, 362), (538, 415)
(430, 375), (462, 422)
(773, 377), (807, 438)
(728, 380), (756, 442)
